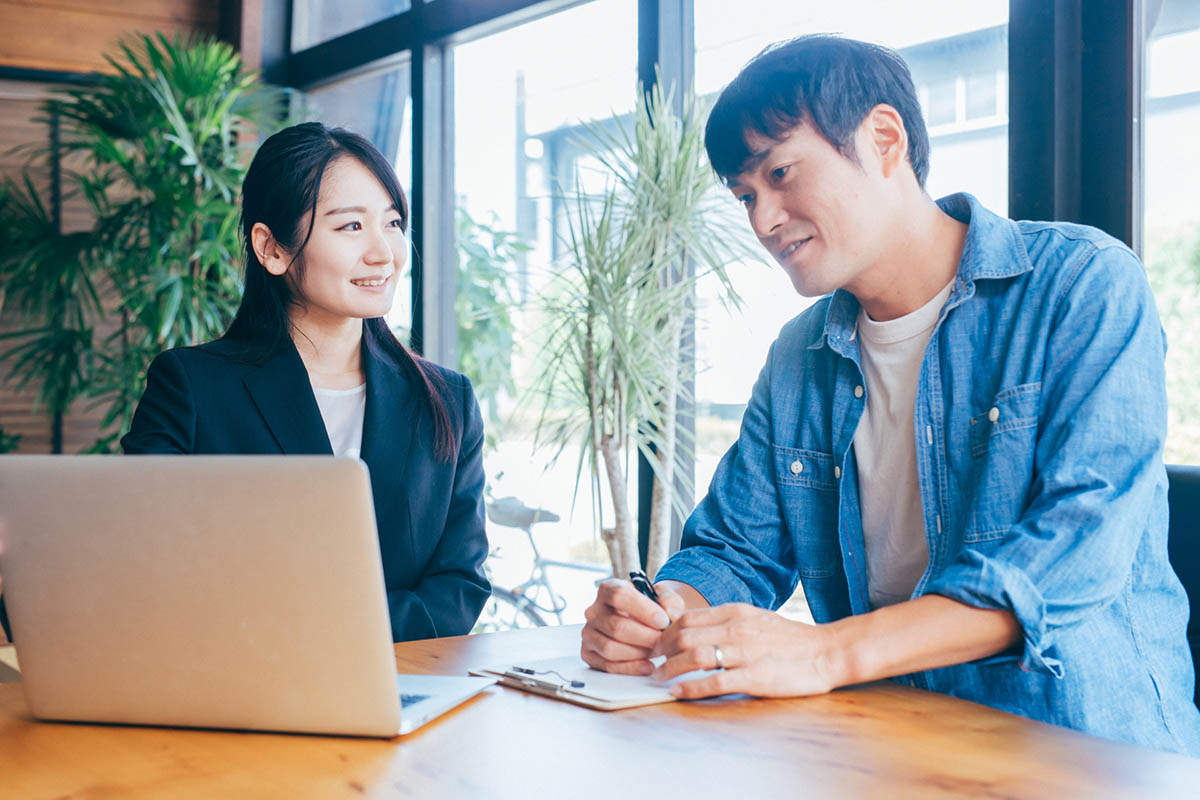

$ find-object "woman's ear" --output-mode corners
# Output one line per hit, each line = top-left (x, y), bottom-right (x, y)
(251, 223), (290, 276)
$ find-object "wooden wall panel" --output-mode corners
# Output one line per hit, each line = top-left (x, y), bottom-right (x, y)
(0, 1), (217, 453)
(0, 81), (55, 452)
(0, 0), (218, 74)
(0, 81), (127, 453)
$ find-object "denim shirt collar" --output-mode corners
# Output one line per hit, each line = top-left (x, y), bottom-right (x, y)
(808, 193), (1035, 354)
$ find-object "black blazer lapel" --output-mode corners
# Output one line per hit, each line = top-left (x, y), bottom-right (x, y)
(359, 340), (417, 494)
(360, 340), (420, 576)
(242, 341), (333, 455)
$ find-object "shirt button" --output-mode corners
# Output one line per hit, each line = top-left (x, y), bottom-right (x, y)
(790, 460), (804, 475)
(854, 385), (864, 399)
(988, 406), (1000, 423)
(834, 466), (842, 479)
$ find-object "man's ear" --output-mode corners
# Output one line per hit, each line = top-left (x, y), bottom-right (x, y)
(251, 222), (291, 276)
(863, 103), (909, 180)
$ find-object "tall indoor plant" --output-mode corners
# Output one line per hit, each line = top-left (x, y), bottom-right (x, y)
(455, 206), (529, 429)
(532, 82), (758, 579)
(0, 33), (286, 451)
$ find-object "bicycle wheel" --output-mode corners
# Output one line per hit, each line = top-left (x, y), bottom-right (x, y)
(473, 587), (548, 632)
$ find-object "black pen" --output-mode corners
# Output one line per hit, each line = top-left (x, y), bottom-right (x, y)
(628, 569), (660, 605)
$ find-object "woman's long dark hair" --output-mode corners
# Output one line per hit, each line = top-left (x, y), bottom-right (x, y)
(225, 122), (456, 459)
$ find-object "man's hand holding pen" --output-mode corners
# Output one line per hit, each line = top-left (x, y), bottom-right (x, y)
(580, 573), (843, 699)
(580, 576), (687, 676)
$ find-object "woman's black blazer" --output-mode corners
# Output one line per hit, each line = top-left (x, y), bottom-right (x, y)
(119, 335), (491, 642)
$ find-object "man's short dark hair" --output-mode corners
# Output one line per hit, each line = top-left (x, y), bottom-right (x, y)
(705, 34), (931, 186)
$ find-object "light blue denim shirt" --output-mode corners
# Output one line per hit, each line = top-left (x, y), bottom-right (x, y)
(656, 193), (1200, 755)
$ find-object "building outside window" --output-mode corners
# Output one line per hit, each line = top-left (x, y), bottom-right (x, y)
(451, 0), (638, 619)
(291, 0), (1198, 624)
(690, 0), (1010, 512)
(1143, 0), (1200, 464)
(305, 60), (414, 332)
(292, 0), (413, 51)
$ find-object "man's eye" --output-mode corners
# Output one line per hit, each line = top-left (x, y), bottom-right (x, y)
(737, 193), (753, 206)
(338, 221), (362, 231)
(770, 165), (789, 182)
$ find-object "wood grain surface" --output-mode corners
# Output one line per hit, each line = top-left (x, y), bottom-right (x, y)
(0, 0), (218, 74)
(1, 625), (1198, 799)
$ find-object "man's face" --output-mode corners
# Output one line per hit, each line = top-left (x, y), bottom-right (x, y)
(725, 121), (889, 298)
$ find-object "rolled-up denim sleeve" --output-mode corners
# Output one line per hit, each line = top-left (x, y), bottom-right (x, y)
(655, 341), (797, 609)
(925, 243), (1168, 678)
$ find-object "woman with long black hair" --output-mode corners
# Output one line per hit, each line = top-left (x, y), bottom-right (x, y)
(121, 122), (490, 641)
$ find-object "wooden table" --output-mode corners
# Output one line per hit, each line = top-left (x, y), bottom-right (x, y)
(1, 626), (1199, 799)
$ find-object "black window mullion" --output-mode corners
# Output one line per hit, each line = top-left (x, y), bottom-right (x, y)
(1080, 0), (1143, 252)
(1009, 0), (1140, 248)
(409, 38), (427, 355)
(637, 0), (695, 569)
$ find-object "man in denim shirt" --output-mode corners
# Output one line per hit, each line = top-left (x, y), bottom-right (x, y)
(581, 34), (1200, 754)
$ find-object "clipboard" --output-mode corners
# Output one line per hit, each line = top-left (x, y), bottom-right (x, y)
(470, 655), (714, 711)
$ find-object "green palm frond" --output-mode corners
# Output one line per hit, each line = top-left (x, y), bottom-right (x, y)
(529, 77), (765, 542)
(0, 33), (288, 451)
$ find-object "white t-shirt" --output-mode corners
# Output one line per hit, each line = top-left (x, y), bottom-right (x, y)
(312, 384), (366, 459)
(853, 281), (954, 609)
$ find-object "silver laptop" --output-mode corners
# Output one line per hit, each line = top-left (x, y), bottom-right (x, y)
(0, 455), (494, 737)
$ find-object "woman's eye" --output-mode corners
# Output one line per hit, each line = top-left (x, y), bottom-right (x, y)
(338, 221), (362, 231)
(770, 165), (789, 182)
(737, 193), (753, 207)
(387, 218), (405, 228)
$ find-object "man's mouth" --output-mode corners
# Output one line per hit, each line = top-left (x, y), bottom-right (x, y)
(779, 237), (813, 259)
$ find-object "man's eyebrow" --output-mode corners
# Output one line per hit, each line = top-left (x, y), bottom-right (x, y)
(742, 147), (772, 172)
(725, 145), (775, 187)
(323, 204), (399, 216)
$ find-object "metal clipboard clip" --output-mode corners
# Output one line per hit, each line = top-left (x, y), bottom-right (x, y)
(503, 666), (586, 694)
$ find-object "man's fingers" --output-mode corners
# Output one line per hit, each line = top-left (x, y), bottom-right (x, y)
(580, 638), (654, 676)
(668, 668), (738, 699)
(596, 579), (670, 629)
(653, 648), (706, 681)
(656, 613), (726, 657)
(585, 604), (662, 649)
(656, 586), (687, 621)
(598, 657), (655, 676)
(581, 625), (654, 664)
(653, 638), (742, 681)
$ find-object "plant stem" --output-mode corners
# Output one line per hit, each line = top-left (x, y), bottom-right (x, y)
(600, 431), (637, 578)
(646, 311), (682, 578)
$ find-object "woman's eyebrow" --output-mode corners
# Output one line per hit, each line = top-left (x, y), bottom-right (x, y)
(324, 204), (399, 216)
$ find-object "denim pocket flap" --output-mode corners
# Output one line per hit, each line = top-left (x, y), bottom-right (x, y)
(774, 446), (837, 490)
(969, 381), (1041, 458)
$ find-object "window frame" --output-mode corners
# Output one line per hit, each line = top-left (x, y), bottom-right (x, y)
(264, 0), (1151, 553)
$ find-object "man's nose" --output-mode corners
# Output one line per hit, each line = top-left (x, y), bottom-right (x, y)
(749, 191), (787, 240)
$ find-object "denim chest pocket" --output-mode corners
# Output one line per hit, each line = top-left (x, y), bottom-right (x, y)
(965, 382), (1041, 543)
(773, 445), (840, 578)
(968, 382), (1041, 459)
(774, 446), (837, 490)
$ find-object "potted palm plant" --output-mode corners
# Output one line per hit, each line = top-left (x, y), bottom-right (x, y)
(0, 33), (288, 451)
(532, 81), (759, 579)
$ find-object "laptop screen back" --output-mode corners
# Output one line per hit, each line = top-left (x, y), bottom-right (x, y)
(0, 456), (404, 737)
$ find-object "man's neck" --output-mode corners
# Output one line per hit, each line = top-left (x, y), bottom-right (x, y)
(851, 194), (968, 323)
(288, 309), (365, 389)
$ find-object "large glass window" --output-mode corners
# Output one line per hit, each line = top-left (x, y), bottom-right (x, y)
(452, 0), (638, 622)
(692, 0), (1010, 491)
(1143, 0), (1200, 464)
(305, 61), (414, 332)
(292, 0), (412, 52)
(692, 1), (1010, 618)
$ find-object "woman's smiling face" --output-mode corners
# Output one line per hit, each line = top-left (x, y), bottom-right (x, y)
(286, 156), (407, 324)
